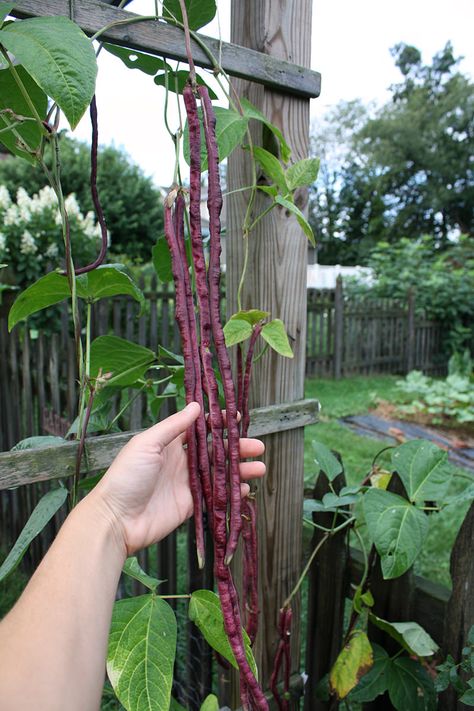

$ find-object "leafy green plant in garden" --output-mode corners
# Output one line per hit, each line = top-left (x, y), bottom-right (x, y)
(396, 369), (474, 425)
(299, 437), (474, 709)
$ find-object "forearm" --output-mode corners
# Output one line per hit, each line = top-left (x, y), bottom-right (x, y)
(0, 492), (126, 711)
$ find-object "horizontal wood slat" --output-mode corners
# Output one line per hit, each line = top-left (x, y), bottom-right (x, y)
(11, 0), (321, 98)
(0, 398), (319, 490)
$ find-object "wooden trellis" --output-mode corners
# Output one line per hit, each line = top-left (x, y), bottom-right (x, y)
(1, 1), (320, 708)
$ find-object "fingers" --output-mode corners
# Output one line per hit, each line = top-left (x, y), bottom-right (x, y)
(139, 402), (201, 449)
(239, 438), (264, 459)
(240, 460), (266, 479)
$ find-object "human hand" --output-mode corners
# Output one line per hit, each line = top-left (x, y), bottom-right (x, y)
(87, 402), (265, 557)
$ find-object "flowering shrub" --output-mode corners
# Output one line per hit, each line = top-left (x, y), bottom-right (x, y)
(0, 185), (102, 288)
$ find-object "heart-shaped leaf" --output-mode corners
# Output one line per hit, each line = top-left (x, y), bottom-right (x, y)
(184, 106), (248, 169)
(122, 557), (164, 593)
(0, 65), (48, 163)
(261, 319), (293, 358)
(76, 266), (145, 306)
(107, 594), (177, 711)
(90, 335), (156, 387)
(311, 440), (343, 481)
(253, 146), (289, 194)
(391, 440), (450, 503)
(152, 236), (173, 283)
(0, 17), (97, 129)
(240, 98), (291, 163)
(223, 318), (253, 347)
(0, 487), (68, 582)
(349, 643), (390, 703)
(274, 194), (315, 246)
(230, 309), (269, 326)
(363, 488), (429, 579)
(189, 589), (257, 679)
(369, 616), (438, 657)
(329, 630), (373, 699)
(103, 43), (170, 75)
(286, 157), (320, 190)
(386, 657), (436, 710)
(162, 0), (216, 30)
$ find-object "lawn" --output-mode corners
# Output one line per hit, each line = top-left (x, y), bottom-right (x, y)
(304, 375), (472, 588)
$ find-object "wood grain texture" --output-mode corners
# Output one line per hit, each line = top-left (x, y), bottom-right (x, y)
(0, 399), (319, 490)
(11, 0), (321, 98)
(227, 0), (313, 697)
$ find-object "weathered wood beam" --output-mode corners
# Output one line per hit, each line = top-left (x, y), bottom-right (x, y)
(0, 399), (319, 490)
(10, 0), (321, 99)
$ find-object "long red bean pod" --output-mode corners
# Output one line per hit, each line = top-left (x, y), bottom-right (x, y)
(198, 85), (243, 565)
(164, 197), (205, 566)
(174, 189), (214, 530)
(270, 606), (292, 711)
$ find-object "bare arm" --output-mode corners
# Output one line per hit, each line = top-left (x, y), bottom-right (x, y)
(0, 402), (265, 711)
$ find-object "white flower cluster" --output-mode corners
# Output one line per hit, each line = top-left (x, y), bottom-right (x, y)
(0, 185), (11, 211)
(0, 231), (7, 256)
(20, 230), (37, 255)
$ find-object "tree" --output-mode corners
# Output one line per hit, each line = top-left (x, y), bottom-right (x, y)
(358, 43), (474, 243)
(308, 44), (474, 263)
(0, 135), (164, 261)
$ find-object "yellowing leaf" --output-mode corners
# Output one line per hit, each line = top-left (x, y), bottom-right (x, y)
(261, 319), (293, 358)
(223, 317), (253, 347)
(330, 630), (373, 699)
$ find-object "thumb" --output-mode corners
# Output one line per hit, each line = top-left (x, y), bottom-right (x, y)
(140, 402), (201, 449)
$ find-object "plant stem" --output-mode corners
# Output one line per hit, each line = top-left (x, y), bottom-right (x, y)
(106, 384), (146, 432)
(283, 533), (329, 608)
(90, 15), (158, 42)
(0, 47), (47, 127)
(353, 525), (369, 590)
(158, 594), (191, 600)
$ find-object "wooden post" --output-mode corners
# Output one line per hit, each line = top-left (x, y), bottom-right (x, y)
(406, 288), (416, 373)
(440, 502), (474, 710)
(228, 0), (312, 703)
(333, 276), (344, 379)
(304, 469), (349, 710)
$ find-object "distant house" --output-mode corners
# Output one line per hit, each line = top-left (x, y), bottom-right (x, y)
(306, 263), (373, 289)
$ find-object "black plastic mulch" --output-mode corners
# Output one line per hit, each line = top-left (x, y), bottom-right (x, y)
(341, 414), (474, 473)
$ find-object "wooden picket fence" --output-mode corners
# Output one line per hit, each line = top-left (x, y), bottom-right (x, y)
(0, 276), (447, 453)
(306, 279), (445, 378)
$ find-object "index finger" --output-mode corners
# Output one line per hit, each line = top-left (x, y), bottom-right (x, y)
(140, 402), (201, 450)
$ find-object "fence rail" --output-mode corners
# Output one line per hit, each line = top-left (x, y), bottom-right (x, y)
(0, 276), (447, 452)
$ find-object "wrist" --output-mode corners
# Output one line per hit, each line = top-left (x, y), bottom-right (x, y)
(75, 490), (128, 565)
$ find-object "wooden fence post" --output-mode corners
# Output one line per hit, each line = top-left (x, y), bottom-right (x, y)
(228, 1), (312, 705)
(304, 467), (349, 710)
(333, 276), (344, 379)
(406, 288), (416, 373)
(440, 502), (474, 710)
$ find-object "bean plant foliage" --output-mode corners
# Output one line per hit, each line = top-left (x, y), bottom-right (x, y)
(0, 1), (320, 710)
(304, 437), (474, 710)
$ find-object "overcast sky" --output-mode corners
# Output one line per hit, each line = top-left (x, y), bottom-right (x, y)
(67, 0), (474, 187)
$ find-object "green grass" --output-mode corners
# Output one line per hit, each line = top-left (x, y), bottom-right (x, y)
(303, 375), (473, 588)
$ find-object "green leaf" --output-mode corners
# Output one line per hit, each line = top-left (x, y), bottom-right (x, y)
(349, 643), (390, 703)
(363, 488), (429, 579)
(329, 630), (373, 699)
(321, 491), (359, 508)
(154, 70), (217, 99)
(311, 439), (343, 481)
(0, 3), (13, 25)
(152, 236), (173, 283)
(253, 146), (288, 194)
(0, 65), (47, 163)
(107, 594), (176, 711)
(158, 345), (184, 365)
(240, 98), (291, 162)
(10, 435), (64, 450)
(163, 0), (216, 30)
(274, 194), (315, 246)
(169, 698), (187, 711)
(9, 267), (144, 330)
(9, 272), (71, 330)
(0, 487), (68, 582)
(230, 309), (269, 326)
(0, 17), (97, 129)
(122, 557), (164, 593)
(184, 106), (248, 170)
(76, 266), (145, 306)
(90, 335), (156, 387)
(391, 440), (450, 503)
(370, 616), (438, 657)
(103, 43), (169, 75)
(286, 157), (320, 190)
(223, 317), (253, 347)
(460, 689), (474, 705)
(386, 657), (437, 711)
(199, 694), (219, 711)
(261, 319), (293, 358)
(188, 590), (257, 679)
